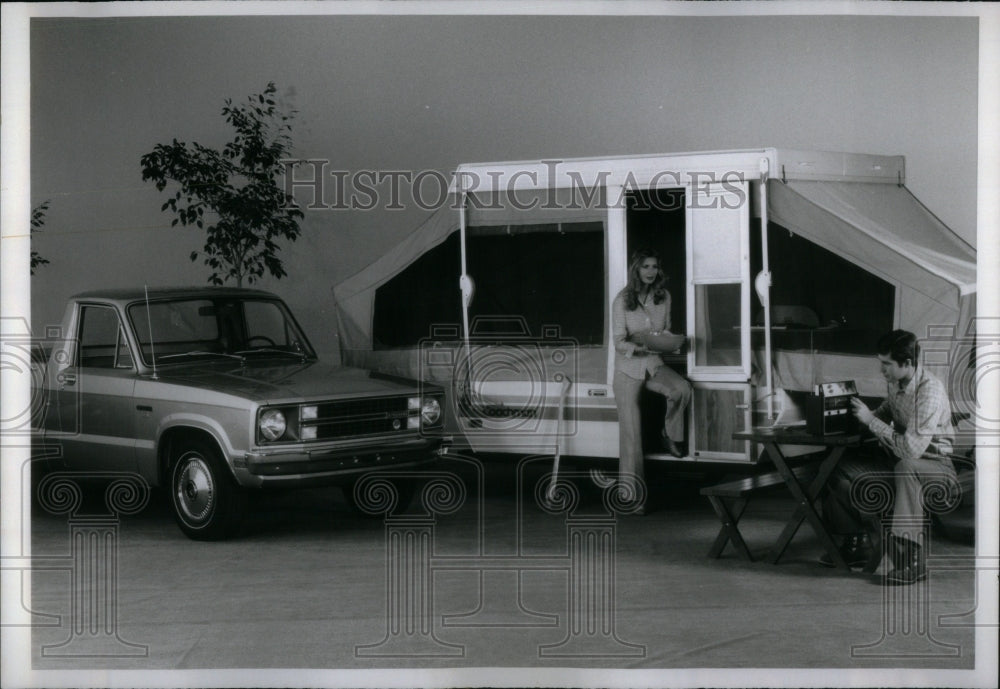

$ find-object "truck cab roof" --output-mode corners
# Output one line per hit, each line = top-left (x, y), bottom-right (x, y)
(70, 286), (280, 304)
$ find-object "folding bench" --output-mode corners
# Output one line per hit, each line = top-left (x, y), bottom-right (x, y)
(701, 464), (819, 561)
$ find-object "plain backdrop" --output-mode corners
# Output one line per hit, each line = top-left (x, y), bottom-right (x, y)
(28, 13), (979, 360)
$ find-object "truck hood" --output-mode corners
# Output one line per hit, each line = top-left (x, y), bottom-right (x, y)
(151, 359), (426, 403)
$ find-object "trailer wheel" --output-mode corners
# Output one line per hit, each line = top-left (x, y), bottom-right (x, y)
(170, 439), (246, 540)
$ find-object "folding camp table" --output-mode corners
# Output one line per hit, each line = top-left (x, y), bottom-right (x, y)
(702, 427), (861, 570)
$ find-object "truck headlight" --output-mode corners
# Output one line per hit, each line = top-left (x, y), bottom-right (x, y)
(421, 397), (442, 426)
(259, 409), (287, 441)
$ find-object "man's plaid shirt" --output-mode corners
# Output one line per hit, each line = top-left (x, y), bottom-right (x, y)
(869, 365), (954, 461)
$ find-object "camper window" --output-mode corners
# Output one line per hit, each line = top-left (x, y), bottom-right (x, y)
(466, 221), (605, 345)
(694, 283), (743, 367)
(373, 232), (463, 349)
(371, 221), (607, 349)
(750, 222), (895, 355)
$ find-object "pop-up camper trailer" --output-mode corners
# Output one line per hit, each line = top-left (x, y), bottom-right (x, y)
(333, 149), (976, 463)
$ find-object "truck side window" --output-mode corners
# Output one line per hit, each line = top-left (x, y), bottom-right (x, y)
(79, 305), (129, 369)
(116, 326), (134, 369)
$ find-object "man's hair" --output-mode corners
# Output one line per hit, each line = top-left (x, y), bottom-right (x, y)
(877, 329), (919, 367)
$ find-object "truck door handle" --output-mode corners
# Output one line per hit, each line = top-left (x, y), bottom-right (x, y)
(59, 372), (77, 386)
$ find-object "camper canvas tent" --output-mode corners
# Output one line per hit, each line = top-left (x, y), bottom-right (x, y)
(333, 148), (976, 463)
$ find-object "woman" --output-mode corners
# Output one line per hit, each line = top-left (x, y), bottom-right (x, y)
(612, 249), (692, 511)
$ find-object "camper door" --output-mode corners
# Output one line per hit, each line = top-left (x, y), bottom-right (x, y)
(686, 181), (754, 462)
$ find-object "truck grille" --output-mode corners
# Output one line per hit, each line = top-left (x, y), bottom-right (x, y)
(309, 396), (412, 440)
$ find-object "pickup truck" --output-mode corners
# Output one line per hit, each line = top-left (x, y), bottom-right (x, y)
(32, 287), (448, 539)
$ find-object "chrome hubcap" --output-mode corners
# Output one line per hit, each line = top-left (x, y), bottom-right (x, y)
(176, 455), (214, 522)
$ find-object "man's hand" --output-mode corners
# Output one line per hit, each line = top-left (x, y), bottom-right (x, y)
(851, 397), (875, 426)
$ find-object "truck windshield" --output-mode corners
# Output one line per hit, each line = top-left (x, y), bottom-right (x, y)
(127, 297), (315, 365)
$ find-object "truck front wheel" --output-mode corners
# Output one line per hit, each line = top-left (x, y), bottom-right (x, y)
(170, 440), (246, 540)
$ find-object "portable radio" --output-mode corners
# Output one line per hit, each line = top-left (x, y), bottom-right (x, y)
(806, 380), (859, 435)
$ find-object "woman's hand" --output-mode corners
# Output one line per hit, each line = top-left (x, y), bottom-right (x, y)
(627, 333), (650, 356)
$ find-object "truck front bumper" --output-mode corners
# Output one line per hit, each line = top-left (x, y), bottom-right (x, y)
(236, 435), (451, 487)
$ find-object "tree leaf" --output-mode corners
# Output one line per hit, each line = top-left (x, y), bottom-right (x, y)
(140, 82), (302, 285)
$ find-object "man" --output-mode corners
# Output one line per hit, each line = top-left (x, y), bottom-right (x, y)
(822, 330), (957, 585)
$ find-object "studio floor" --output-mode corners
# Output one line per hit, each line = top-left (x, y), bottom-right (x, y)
(25, 456), (978, 675)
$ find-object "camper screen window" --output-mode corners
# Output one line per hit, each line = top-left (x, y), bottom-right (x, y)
(372, 224), (606, 348)
(372, 232), (463, 349)
(466, 222), (605, 345)
(750, 222), (896, 355)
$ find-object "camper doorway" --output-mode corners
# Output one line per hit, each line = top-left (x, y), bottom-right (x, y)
(622, 182), (755, 464)
(625, 188), (689, 458)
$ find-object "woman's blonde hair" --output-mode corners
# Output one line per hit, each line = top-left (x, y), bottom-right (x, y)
(623, 249), (667, 311)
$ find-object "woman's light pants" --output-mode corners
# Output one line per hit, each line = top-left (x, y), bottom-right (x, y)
(613, 367), (692, 501)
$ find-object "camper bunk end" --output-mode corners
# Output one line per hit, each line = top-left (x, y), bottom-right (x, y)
(333, 148), (977, 465)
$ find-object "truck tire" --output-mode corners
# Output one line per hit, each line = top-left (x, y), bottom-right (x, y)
(170, 439), (246, 540)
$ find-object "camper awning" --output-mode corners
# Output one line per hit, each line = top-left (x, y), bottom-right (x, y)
(768, 180), (976, 297)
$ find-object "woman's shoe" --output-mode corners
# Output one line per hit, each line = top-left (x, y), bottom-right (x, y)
(661, 430), (684, 458)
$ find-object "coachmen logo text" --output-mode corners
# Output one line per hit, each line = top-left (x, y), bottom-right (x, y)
(477, 403), (537, 419)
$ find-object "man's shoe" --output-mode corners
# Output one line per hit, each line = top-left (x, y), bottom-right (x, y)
(883, 536), (926, 586)
(885, 560), (926, 585)
(819, 533), (872, 568)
